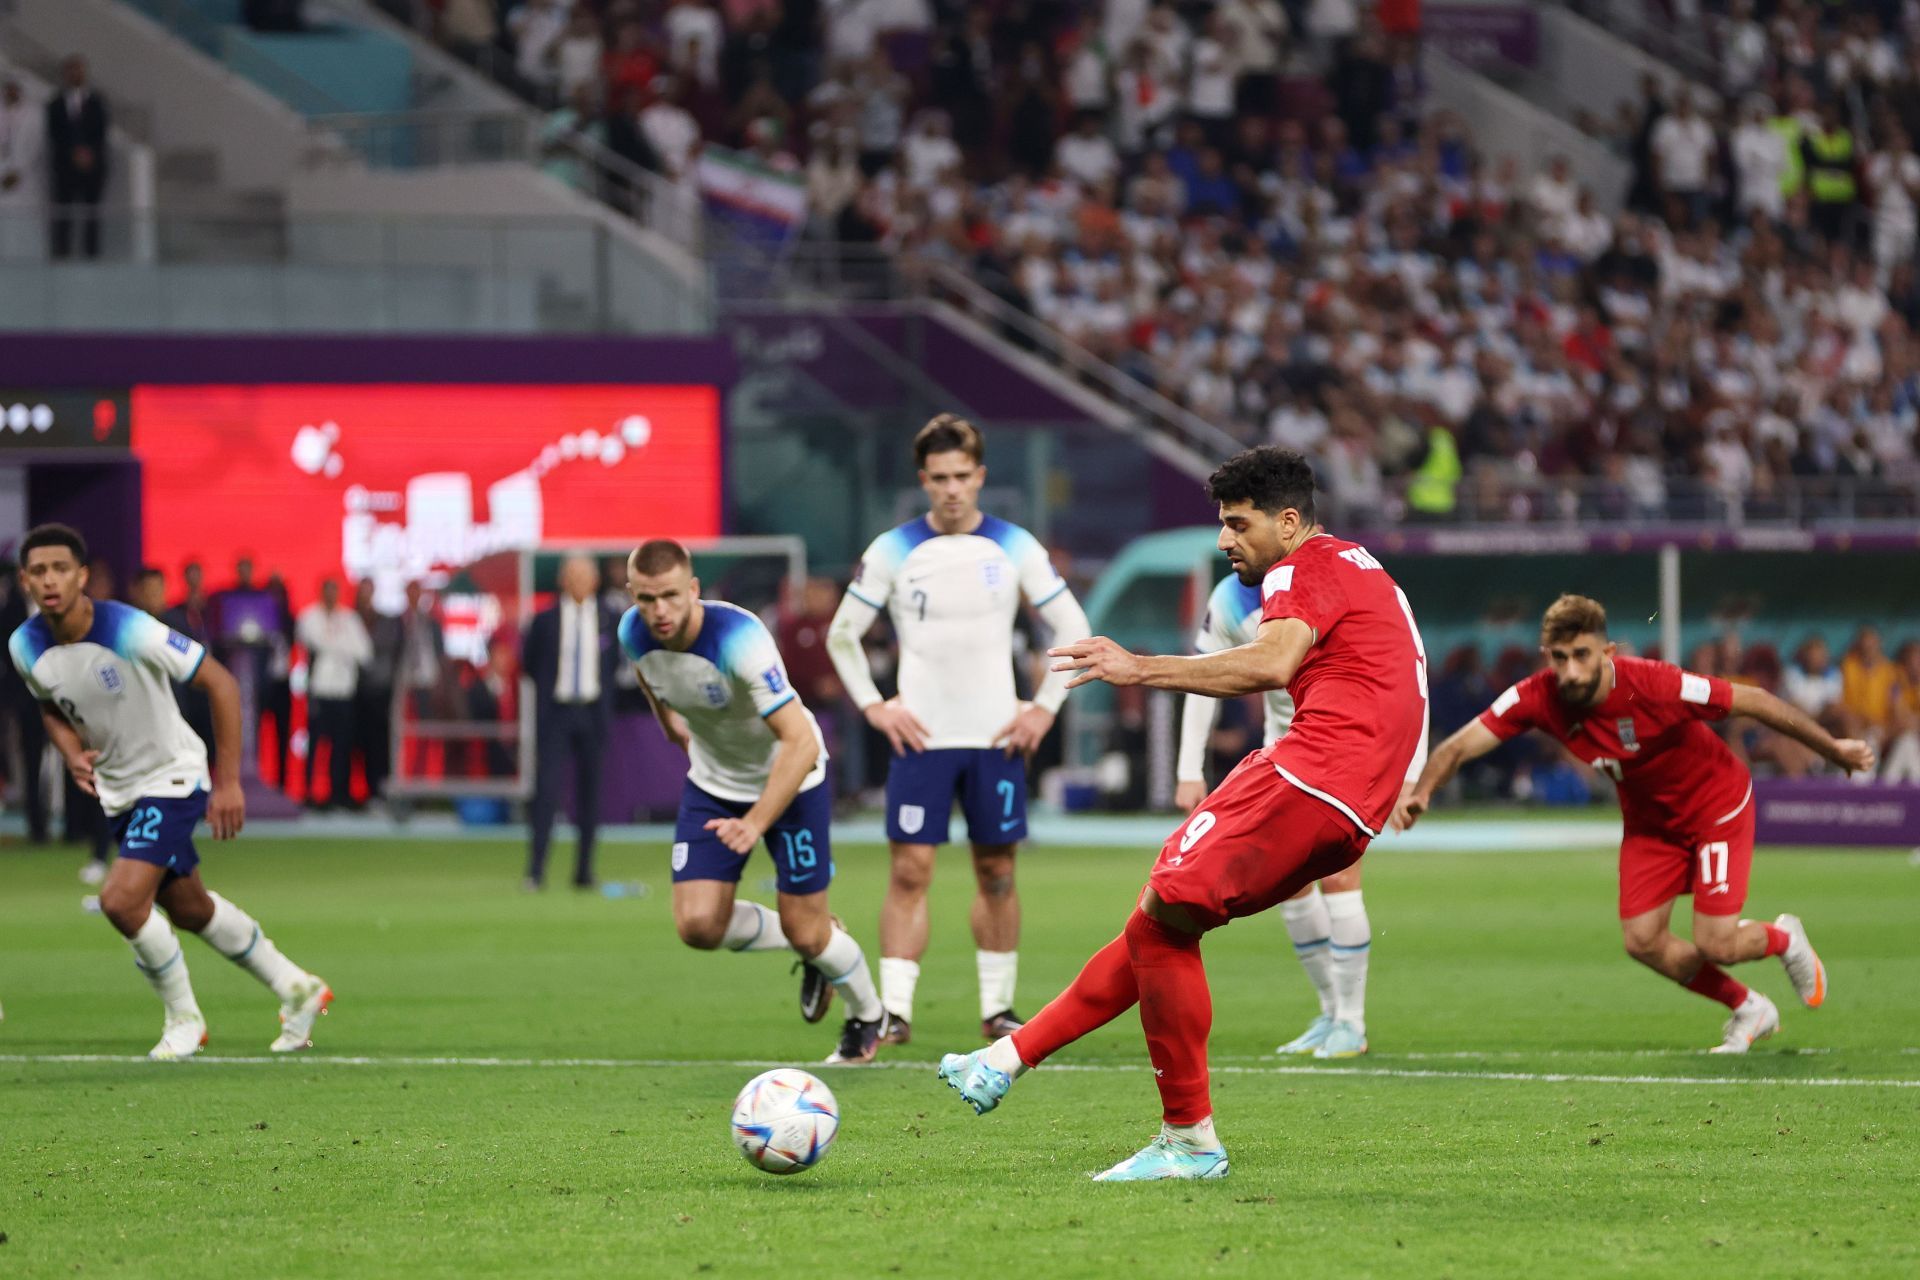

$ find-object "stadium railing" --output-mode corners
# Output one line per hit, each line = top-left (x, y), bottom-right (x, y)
(302, 109), (700, 247)
(1541, 0), (1721, 88)
(0, 208), (702, 333)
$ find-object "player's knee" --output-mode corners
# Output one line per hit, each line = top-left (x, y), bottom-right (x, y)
(1621, 931), (1663, 965)
(975, 866), (1015, 899)
(783, 914), (830, 958)
(888, 852), (934, 897)
(676, 916), (729, 950)
(99, 889), (150, 936)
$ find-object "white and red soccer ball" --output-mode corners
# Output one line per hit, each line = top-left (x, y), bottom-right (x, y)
(730, 1069), (839, 1174)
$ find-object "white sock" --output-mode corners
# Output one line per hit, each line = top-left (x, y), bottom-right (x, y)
(1162, 1115), (1221, 1152)
(196, 891), (308, 1002)
(1324, 889), (1370, 1034)
(983, 1033), (1029, 1078)
(976, 949), (1018, 1020)
(128, 912), (201, 1020)
(1279, 890), (1337, 1017)
(880, 957), (920, 1021)
(722, 901), (789, 952)
(811, 926), (883, 1022)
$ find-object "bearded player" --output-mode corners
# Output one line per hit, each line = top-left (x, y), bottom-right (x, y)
(623, 539), (888, 1065)
(937, 448), (1429, 1181)
(1396, 594), (1873, 1053)
(10, 524), (331, 1060)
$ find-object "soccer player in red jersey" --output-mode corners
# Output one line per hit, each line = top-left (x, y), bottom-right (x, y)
(937, 448), (1431, 1181)
(1396, 594), (1875, 1053)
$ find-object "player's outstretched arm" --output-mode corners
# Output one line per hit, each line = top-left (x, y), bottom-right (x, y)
(1728, 684), (1877, 776)
(39, 701), (100, 797)
(703, 699), (821, 855)
(191, 656), (246, 839)
(1049, 617), (1314, 698)
(1393, 719), (1503, 831)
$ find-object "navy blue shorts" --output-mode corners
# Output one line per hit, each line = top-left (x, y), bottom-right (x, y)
(111, 791), (208, 882)
(885, 747), (1028, 845)
(671, 779), (833, 895)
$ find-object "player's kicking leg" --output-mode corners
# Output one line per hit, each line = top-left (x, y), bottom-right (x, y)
(941, 761), (1364, 1180)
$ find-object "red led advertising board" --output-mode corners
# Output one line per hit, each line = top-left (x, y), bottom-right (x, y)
(132, 384), (721, 605)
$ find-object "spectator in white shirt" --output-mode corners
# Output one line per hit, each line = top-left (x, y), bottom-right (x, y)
(665, 0), (724, 88)
(296, 578), (372, 810)
(1056, 113), (1121, 189)
(903, 110), (963, 190)
(1867, 126), (1920, 278)
(1731, 95), (1788, 221)
(1527, 154), (1579, 230)
(1650, 92), (1716, 226)
(1186, 12), (1237, 149)
(553, 8), (605, 103)
(1783, 635), (1844, 724)
(508, 0), (570, 98)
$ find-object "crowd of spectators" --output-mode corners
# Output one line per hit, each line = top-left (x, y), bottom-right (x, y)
(381, 0), (1920, 526)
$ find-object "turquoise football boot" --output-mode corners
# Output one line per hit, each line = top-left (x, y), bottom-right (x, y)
(1091, 1134), (1230, 1182)
(1312, 1020), (1368, 1059)
(1276, 1013), (1335, 1055)
(937, 1049), (1012, 1115)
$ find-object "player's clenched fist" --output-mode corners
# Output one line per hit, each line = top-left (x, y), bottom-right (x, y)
(1830, 739), (1876, 776)
(1049, 636), (1144, 689)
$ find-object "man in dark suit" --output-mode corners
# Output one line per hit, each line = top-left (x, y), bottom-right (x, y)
(523, 554), (622, 889)
(46, 55), (107, 260)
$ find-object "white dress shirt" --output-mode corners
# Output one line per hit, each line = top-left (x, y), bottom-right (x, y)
(556, 597), (600, 703)
(297, 603), (373, 701)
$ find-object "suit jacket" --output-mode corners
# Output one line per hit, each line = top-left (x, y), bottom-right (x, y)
(46, 89), (108, 184)
(524, 599), (622, 724)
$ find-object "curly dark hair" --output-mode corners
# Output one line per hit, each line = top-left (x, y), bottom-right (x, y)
(1206, 447), (1317, 522)
(17, 522), (88, 570)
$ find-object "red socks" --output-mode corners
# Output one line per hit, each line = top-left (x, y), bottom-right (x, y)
(1684, 963), (1750, 1011)
(1124, 909), (1214, 1126)
(1761, 924), (1791, 957)
(1010, 932), (1138, 1069)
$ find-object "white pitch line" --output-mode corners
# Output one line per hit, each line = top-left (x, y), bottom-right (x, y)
(2, 1053), (1917, 1090)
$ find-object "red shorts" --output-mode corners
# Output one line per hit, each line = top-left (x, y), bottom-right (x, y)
(1618, 789), (1755, 919)
(1149, 752), (1371, 930)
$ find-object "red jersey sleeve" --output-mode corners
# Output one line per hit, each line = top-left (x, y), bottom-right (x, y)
(1645, 661), (1736, 720)
(1477, 673), (1548, 741)
(1259, 555), (1348, 639)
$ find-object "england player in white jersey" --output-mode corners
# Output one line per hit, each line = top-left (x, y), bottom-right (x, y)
(826, 415), (1092, 1044)
(8, 525), (331, 1060)
(622, 539), (888, 1065)
(1174, 567), (1409, 1060)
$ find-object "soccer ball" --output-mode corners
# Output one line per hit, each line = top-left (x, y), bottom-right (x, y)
(729, 1068), (839, 1175)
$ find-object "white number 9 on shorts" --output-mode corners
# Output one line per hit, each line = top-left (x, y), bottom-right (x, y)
(1179, 811), (1217, 854)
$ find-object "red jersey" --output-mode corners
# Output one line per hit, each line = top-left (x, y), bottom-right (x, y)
(1477, 655), (1750, 837)
(1257, 535), (1430, 836)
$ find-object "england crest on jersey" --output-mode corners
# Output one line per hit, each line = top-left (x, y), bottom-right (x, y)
(980, 560), (1004, 591)
(1616, 717), (1640, 753)
(97, 664), (123, 693)
(703, 681), (727, 707)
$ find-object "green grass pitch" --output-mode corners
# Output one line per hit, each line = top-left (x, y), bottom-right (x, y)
(2, 832), (1916, 1278)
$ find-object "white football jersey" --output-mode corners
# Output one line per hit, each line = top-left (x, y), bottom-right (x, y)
(1197, 573), (1295, 744)
(9, 601), (210, 816)
(847, 515), (1068, 750)
(619, 600), (827, 804)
